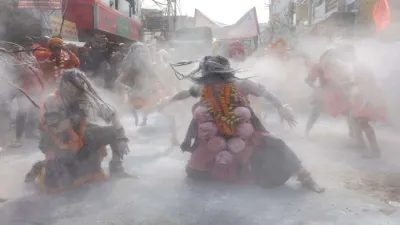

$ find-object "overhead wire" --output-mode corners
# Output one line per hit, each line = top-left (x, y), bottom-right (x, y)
(59, 0), (70, 37)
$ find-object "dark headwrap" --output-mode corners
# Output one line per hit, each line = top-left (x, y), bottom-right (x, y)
(170, 55), (241, 84)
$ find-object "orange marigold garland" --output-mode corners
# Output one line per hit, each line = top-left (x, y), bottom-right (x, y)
(201, 83), (241, 136)
(51, 51), (65, 79)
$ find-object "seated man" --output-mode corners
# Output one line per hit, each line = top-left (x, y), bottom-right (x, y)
(25, 69), (130, 192)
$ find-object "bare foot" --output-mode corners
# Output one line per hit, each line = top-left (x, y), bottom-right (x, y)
(300, 178), (325, 193)
(297, 169), (325, 193)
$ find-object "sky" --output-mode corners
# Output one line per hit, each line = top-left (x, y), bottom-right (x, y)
(142, 0), (270, 25)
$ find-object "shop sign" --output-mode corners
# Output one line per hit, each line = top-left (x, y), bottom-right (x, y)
(95, 3), (141, 40)
(117, 17), (130, 38)
(94, 3), (118, 34)
(50, 16), (78, 40)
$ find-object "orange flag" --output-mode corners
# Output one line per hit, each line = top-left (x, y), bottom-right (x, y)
(373, 0), (391, 33)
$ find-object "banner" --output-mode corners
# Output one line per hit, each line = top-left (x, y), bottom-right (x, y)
(194, 9), (225, 29)
(18, 0), (61, 9)
(195, 7), (260, 40)
(50, 16), (78, 41)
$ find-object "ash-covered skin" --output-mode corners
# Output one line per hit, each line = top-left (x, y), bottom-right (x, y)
(24, 69), (130, 183)
(160, 55), (322, 193)
(116, 41), (157, 93)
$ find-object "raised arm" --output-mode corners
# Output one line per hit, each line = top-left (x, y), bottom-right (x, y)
(238, 79), (283, 109)
(237, 79), (297, 127)
(157, 85), (201, 112)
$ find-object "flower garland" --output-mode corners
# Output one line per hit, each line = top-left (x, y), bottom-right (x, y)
(201, 83), (240, 136)
(51, 51), (65, 79)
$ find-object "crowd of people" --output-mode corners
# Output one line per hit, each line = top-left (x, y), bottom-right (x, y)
(0, 27), (390, 199)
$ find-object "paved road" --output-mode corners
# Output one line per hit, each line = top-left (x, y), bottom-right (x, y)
(1, 112), (400, 225)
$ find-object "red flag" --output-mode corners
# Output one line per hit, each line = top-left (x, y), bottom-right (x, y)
(373, 0), (391, 33)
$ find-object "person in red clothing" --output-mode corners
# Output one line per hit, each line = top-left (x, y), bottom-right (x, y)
(33, 37), (80, 88)
(228, 40), (245, 61)
(305, 45), (384, 158)
(269, 38), (288, 60)
(304, 48), (354, 138)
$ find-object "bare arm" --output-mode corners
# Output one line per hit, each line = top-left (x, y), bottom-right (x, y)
(238, 80), (283, 109)
(305, 65), (322, 88)
(169, 85), (201, 102)
(169, 90), (192, 102)
(114, 71), (131, 94)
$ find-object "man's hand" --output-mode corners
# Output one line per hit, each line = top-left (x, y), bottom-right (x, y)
(115, 128), (130, 155)
(155, 96), (171, 112)
(117, 141), (130, 156)
(180, 139), (192, 152)
(278, 104), (297, 128)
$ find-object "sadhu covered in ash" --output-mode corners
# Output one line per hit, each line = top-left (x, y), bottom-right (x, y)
(159, 55), (324, 192)
(115, 41), (179, 144)
(24, 69), (130, 193)
(305, 45), (386, 158)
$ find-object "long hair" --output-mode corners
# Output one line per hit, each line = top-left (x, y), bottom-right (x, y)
(190, 55), (237, 84)
(58, 69), (114, 119)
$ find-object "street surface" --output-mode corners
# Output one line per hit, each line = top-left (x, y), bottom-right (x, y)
(1, 109), (400, 225)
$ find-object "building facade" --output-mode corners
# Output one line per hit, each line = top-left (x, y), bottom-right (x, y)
(304, 0), (356, 38)
(269, 0), (296, 41)
(64, 0), (142, 42)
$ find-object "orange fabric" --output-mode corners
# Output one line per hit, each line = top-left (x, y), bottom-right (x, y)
(40, 90), (85, 152)
(33, 46), (52, 61)
(313, 62), (350, 117)
(47, 37), (64, 47)
(373, 0), (391, 33)
(33, 45), (80, 84)
(65, 50), (80, 68)
(321, 87), (350, 117)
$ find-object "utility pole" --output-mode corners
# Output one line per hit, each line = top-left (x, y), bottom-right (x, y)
(173, 0), (177, 32)
(308, 0), (313, 26)
(166, 0), (171, 34)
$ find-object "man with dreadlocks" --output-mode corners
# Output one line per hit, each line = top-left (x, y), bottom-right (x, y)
(24, 69), (130, 192)
(159, 55), (324, 193)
